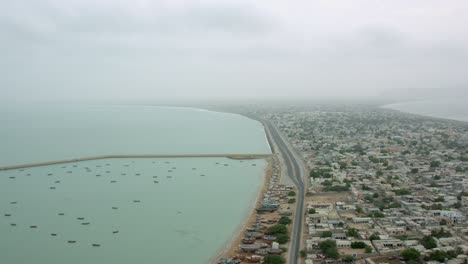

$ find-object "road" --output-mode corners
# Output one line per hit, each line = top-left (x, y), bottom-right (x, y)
(248, 115), (306, 264)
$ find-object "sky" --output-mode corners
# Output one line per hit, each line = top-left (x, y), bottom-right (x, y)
(1, 0), (468, 103)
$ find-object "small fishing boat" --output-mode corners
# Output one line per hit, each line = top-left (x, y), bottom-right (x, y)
(112, 230), (119, 234)
(30, 225), (38, 228)
(10, 223), (16, 226)
(92, 244), (100, 247)
(4, 214), (11, 217)
(51, 233), (57, 236)
(9, 176), (15, 179)
(81, 222), (90, 225)
(58, 213), (65, 216)
(10, 201), (17, 204)
(242, 237), (256, 244)
(154, 181), (159, 183)
(50, 187), (56, 190)
(112, 207), (118, 210)
(110, 180), (117, 183)
(133, 200), (141, 203)
(77, 217), (85, 220)
(68, 240), (76, 243)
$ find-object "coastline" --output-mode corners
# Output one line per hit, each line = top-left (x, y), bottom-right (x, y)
(210, 157), (273, 263)
(382, 101), (468, 124)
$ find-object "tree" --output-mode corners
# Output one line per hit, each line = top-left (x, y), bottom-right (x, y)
(427, 250), (450, 262)
(267, 224), (288, 235)
(411, 168), (419, 173)
(308, 208), (316, 214)
(420, 236), (437, 249)
(288, 191), (296, 196)
(401, 248), (420, 261)
(288, 198), (296, 204)
(356, 206), (363, 214)
(350, 241), (366, 249)
(300, 249), (306, 258)
(364, 245), (373, 253)
(430, 160), (441, 168)
(369, 233), (380, 241)
(276, 233), (289, 244)
(278, 216), (292, 225)
(321, 231), (332, 238)
(343, 256), (354, 263)
(347, 228), (359, 238)
(263, 255), (286, 264)
(319, 240), (339, 259)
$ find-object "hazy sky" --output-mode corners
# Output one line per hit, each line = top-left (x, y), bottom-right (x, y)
(1, 0), (467, 103)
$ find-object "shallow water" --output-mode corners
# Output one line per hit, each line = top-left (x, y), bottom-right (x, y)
(0, 157), (266, 264)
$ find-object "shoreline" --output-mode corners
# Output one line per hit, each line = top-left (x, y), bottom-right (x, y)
(381, 103), (468, 124)
(210, 157), (273, 264)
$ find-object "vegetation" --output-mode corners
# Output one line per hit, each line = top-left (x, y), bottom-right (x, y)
(287, 190), (296, 196)
(278, 216), (292, 225)
(267, 224), (288, 235)
(321, 231), (332, 238)
(347, 228), (359, 238)
(369, 233), (380, 241)
(263, 255), (286, 264)
(276, 233), (289, 244)
(310, 167), (332, 179)
(287, 198), (296, 204)
(393, 188), (411, 196)
(299, 249), (306, 258)
(364, 245), (373, 253)
(350, 241), (366, 249)
(323, 185), (350, 192)
(431, 228), (452, 238)
(342, 256), (354, 263)
(319, 240), (339, 259)
(430, 160), (441, 168)
(308, 208), (316, 214)
(420, 235), (437, 249)
(426, 248), (462, 262)
(367, 211), (384, 218)
(400, 248), (420, 261)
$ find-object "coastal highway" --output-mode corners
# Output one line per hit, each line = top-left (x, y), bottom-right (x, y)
(247, 114), (306, 264)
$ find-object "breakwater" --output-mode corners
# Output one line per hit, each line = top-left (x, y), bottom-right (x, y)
(0, 154), (273, 170)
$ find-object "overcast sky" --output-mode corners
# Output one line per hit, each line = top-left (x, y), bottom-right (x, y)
(1, 0), (467, 103)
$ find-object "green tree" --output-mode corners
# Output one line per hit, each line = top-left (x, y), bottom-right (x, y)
(347, 228), (359, 238)
(321, 231), (332, 238)
(288, 191), (296, 196)
(350, 241), (366, 249)
(308, 208), (316, 214)
(364, 245), (373, 253)
(276, 233), (289, 244)
(267, 224), (288, 235)
(400, 248), (420, 261)
(420, 236), (437, 249)
(369, 233), (380, 241)
(278, 216), (292, 225)
(430, 160), (441, 168)
(342, 256), (354, 263)
(263, 255), (286, 264)
(299, 249), (306, 258)
(288, 198), (296, 204)
(319, 240), (339, 259)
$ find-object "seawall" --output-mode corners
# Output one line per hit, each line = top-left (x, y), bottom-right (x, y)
(0, 154), (273, 170)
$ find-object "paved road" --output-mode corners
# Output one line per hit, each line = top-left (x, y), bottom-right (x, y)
(248, 115), (306, 264)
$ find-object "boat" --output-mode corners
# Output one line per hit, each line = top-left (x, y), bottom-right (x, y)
(92, 244), (100, 247)
(51, 233), (57, 236)
(112, 207), (118, 210)
(81, 222), (90, 225)
(242, 237), (256, 244)
(10, 223), (16, 226)
(133, 200), (141, 203)
(68, 240), (76, 243)
(263, 235), (277, 243)
(30, 225), (37, 228)
(77, 217), (85, 220)
(112, 230), (119, 234)
(239, 244), (261, 252)
(245, 232), (263, 238)
(4, 214), (11, 217)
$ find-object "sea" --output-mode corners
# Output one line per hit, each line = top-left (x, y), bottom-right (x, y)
(0, 104), (271, 264)
(383, 99), (468, 122)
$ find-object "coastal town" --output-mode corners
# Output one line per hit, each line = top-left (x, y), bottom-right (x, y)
(218, 104), (468, 264)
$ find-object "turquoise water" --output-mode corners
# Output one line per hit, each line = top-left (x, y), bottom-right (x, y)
(0, 105), (271, 263)
(384, 99), (468, 122)
(0, 158), (265, 264)
(0, 104), (270, 167)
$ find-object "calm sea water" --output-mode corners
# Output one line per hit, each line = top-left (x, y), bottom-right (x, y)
(0, 104), (271, 263)
(0, 104), (270, 167)
(383, 99), (468, 122)
(0, 158), (265, 264)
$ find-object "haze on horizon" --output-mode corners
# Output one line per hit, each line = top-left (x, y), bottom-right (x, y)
(1, 0), (467, 104)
